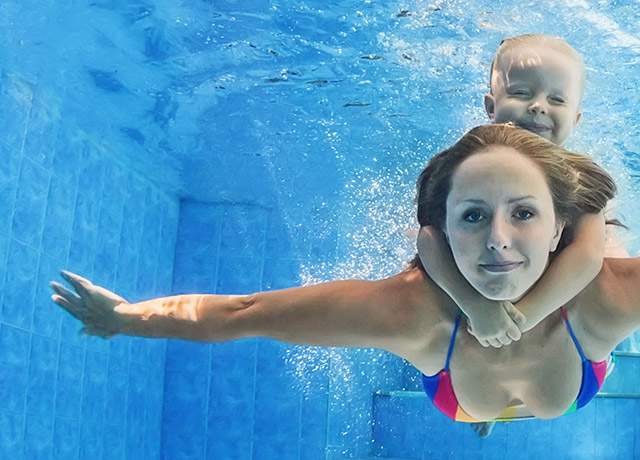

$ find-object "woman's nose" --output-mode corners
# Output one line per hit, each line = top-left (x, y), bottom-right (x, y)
(486, 219), (512, 250)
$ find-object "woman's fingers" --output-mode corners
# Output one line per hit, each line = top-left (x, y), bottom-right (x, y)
(50, 281), (82, 308)
(60, 270), (93, 299)
(51, 294), (87, 322)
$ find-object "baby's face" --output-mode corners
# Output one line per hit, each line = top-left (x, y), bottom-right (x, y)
(486, 45), (583, 145)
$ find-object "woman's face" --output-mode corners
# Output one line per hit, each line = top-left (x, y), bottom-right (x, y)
(444, 145), (566, 301)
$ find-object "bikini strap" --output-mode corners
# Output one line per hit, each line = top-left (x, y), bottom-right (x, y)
(444, 313), (463, 371)
(560, 306), (588, 361)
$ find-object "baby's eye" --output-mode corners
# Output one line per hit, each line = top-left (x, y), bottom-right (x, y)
(510, 90), (529, 96)
(550, 96), (566, 104)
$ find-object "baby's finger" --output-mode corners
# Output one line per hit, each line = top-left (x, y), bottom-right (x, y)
(497, 334), (513, 346)
(507, 325), (522, 341)
(488, 338), (503, 348)
(504, 303), (527, 327)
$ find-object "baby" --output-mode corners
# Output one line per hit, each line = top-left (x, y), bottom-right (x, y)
(418, 34), (627, 350)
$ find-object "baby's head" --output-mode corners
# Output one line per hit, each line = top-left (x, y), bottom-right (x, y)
(484, 34), (584, 145)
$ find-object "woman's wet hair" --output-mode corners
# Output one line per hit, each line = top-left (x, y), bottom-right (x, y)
(410, 123), (627, 268)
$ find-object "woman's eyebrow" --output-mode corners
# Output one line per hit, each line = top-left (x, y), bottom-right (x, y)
(459, 195), (536, 205)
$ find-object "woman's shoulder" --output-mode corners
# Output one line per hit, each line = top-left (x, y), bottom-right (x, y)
(376, 267), (457, 351)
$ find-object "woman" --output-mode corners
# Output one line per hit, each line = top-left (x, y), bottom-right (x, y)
(50, 124), (639, 426)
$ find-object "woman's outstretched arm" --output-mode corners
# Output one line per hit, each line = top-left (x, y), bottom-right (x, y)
(50, 270), (426, 353)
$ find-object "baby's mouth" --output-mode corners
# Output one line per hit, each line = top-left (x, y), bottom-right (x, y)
(518, 121), (553, 133)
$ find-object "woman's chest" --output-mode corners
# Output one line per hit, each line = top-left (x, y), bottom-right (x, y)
(410, 307), (608, 420)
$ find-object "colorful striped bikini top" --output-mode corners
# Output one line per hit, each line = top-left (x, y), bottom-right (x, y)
(421, 306), (611, 423)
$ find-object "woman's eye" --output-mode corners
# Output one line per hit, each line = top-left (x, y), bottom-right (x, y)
(463, 209), (534, 223)
(516, 209), (534, 220)
(463, 210), (484, 223)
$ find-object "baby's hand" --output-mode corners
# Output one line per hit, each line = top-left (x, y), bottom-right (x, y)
(465, 300), (527, 348)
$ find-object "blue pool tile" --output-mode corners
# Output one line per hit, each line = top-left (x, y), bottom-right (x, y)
(52, 417), (78, 460)
(12, 156), (49, 249)
(0, 174), (17, 254)
(0, 409), (25, 460)
(216, 256), (263, 294)
(104, 372), (128, 424)
(32, 255), (64, 339)
(300, 362), (329, 449)
(79, 416), (103, 460)
(163, 370), (208, 420)
(165, 339), (210, 373)
(261, 257), (301, 291)
(103, 423), (126, 460)
(0, 360), (28, 414)
(109, 335), (130, 363)
(0, 323), (30, 365)
(0, 71), (33, 153)
(0, 137), (23, 182)
(614, 399), (636, 460)
(176, 201), (223, 245)
(204, 415), (252, 460)
(55, 342), (84, 419)
(299, 442), (326, 460)
(219, 205), (268, 259)
(81, 350), (107, 418)
(40, 175), (75, 262)
(22, 95), (59, 170)
(2, 238), (38, 329)
(595, 398), (617, 458)
(23, 409), (53, 460)
(26, 334), (57, 418)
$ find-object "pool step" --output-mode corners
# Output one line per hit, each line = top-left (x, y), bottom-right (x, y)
(368, 351), (640, 459)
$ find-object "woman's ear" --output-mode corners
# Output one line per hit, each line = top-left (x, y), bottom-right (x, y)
(550, 219), (566, 252)
(574, 111), (582, 127)
(484, 94), (496, 121)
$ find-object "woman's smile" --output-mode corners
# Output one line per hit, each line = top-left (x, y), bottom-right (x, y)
(480, 262), (524, 273)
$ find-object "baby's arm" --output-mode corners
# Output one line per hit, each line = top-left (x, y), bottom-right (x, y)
(515, 211), (606, 332)
(417, 226), (524, 347)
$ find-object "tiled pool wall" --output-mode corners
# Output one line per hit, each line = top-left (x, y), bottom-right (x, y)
(0, 73), (174, 459)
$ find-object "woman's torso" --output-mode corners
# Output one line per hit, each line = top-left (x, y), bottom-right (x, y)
(397, 265), (621, 421)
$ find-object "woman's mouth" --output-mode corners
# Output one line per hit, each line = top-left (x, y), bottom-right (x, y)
(480, 262), (524, 273)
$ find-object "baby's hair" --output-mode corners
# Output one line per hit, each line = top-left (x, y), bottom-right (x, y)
(489, 34), (585, 102)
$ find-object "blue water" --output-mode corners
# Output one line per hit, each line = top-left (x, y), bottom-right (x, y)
(1, 1), (639, 459)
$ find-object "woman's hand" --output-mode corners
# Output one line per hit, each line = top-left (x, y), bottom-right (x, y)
(465, 300), (527, 348)
(50, 270), (131, 339)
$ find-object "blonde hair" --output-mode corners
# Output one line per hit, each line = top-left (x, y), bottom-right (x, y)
(410, 123), (626, 268)
(489, 34), (586, 104)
